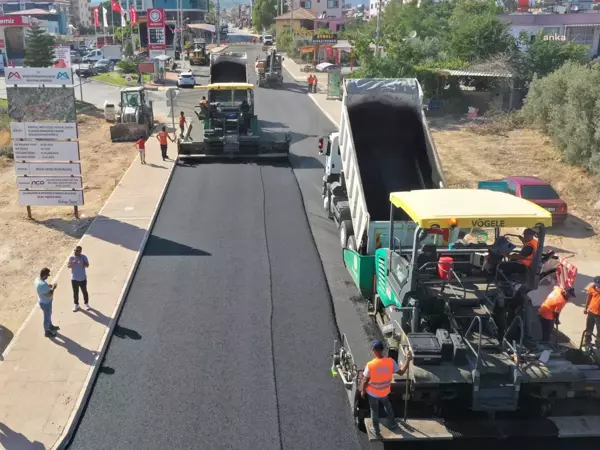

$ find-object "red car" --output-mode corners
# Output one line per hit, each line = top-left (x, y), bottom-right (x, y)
(501, 176), (568, 224)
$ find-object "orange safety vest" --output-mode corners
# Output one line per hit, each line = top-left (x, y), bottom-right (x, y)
(307, 76), (313, 85)
(365, 357), (395, 397)
(539, 286), (567, 320)
(521, 238), (538, 267)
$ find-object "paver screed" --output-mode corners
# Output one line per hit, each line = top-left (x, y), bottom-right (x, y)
(0, 130), (175, 449)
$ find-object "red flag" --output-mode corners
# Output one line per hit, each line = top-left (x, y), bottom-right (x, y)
(111, 0), (122, 13)
(93, 6), (99, 27)
(130, 6), (137, 26)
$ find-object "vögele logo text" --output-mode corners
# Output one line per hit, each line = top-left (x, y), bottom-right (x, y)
(471, 219), (505, 228)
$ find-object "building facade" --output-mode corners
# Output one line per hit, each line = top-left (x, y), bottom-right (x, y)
(291, 0), (343, 20)
(500, 12), (600, 56)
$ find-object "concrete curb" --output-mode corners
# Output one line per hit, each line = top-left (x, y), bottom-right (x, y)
(54, 124), (177, 450)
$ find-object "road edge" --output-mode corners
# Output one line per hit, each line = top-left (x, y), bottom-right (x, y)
(53, 124), (177, 450)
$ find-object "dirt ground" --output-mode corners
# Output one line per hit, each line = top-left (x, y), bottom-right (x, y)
(0, 112), (136, 351)
(430, 119), (600, 257)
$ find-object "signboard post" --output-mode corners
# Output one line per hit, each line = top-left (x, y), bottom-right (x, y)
(8, 65), (83, 218)
(166, 88), (178, 132)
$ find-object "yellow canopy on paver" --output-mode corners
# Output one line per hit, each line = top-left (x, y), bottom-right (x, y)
(389, 189), (552, 229)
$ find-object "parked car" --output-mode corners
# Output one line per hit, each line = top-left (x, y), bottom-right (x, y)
(491, 176), (568, 224)
(75, 63), (98, 78)
(177, 71), (196, 88)
(316, 62), (340, 72)
(94, 59), (114, 73)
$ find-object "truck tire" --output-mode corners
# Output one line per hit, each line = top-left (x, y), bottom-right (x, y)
(340, 220), (354, 248)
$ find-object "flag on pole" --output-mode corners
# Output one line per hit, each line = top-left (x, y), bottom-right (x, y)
(93, 6), (99, 28)
(130, 6), (137, 26)
(111, 0), (123, 13)
(102, 6), (108, 27)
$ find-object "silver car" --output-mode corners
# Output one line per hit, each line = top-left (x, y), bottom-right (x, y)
(177, 71), (196, 88)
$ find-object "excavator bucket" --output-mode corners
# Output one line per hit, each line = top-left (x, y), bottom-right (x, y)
(110, 123), (152, 142)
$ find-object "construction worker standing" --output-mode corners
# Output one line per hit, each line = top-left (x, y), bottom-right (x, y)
(360, 340), (413, 438)
(538, 285), (575, 342)
(306, 74), (314, 94)
(584, 276), (600, 346)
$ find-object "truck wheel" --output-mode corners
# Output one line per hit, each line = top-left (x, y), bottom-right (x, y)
(340, 220), (354, 248)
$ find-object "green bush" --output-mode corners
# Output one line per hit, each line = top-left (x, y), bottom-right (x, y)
(522, 62), (600, 178)
(116, 60), (138, 74)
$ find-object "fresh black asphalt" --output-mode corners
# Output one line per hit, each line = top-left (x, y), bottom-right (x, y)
(68, 43), (367, 450)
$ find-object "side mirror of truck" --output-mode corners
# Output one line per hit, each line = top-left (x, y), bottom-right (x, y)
(318, 137), (324, 155)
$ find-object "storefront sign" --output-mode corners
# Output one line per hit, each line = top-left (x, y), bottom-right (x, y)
(0, 39), (5, 49)
(17, 176), (83, 190)
(18, 190), (84, 206)
(15, 162), (81, 176)
(293, 30), (313, 41)
(5, 68), (73, 86)
(312, 32), (338, 45)
(0, 16), (33, 27)
(147, 8), (166, 51)
(138, 63), (155, 73)
(12, 141), (80, 161)
(53, 45), (72, 68)
(10, 122), (78, 139)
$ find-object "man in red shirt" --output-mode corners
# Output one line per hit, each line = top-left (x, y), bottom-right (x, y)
(156, 126), (174, 161)
(584, 276), (600, 346)
(538, 286), (575, 342)
(136, 135), (146, 165)
(179, 112), (187, 139)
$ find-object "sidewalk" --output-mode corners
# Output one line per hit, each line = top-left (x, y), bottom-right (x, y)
(0, 130), (175, 448)
(301, 78), (598, 347)
(282, 57), (327, 92)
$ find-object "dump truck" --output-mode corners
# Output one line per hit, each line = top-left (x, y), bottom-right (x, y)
(332, 188), (600, 442)
(255, 48), (283, 88)
(319, 78), (446, 299)
(209, 52), (248, 84)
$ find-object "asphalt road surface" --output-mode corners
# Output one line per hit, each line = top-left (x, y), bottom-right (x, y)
(68, 42), (367, 450)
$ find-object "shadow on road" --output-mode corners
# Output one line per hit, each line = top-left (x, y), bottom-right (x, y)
(113, 325), (142, 340)
(548, 214), (595, 240)
(36, 215), (213, 256)
(289, 153), (324, 170)
(0, 326), (14, 356)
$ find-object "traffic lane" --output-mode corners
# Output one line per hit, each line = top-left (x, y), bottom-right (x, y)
(261, 164), (364, 450)
(69, 162), (280, 450)
(245, 44), (377, 371)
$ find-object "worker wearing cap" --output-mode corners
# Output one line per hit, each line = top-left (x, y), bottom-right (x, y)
(510, 228), (539, 267)
(538, 285), (575, 342)
(584, 276), (600, 346)
(360, 340), (413, 438)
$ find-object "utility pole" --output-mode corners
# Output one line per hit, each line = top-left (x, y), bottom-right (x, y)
(216, 0), (221, 45)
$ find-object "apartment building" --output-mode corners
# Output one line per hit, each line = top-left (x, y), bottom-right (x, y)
(70, 0), (90, 27)
(291, 0), (343, 20)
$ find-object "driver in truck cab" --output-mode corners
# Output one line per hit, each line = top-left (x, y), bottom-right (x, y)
(360, 340), (413, 438)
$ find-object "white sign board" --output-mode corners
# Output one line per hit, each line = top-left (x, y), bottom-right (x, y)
(149, 49), (166, 59)
(5, 68), (73, 86)
(54, 45), (72, 68)
(15, 162), (81, 176)
(11, 122), (78, 140)
(12, 141), (80, 161)
(17, 176), (83, 190)
(19, 190), (84, 206)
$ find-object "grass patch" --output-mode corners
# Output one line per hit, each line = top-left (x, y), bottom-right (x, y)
(91, 72), (151, 86)
(0, 98), (7, 108)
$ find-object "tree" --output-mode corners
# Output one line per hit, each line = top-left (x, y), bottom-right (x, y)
(24, 25), (56, 68)
(450, 13), (515, 62)
(252, 0), (277, 33)
(206, 0), (215, 24)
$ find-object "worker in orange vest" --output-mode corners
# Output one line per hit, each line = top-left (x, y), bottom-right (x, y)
(360, 340), (413, 438)
(538, 285), (575, 342)
(306, 74), (314, 94)
(584, 276), (600, 346)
